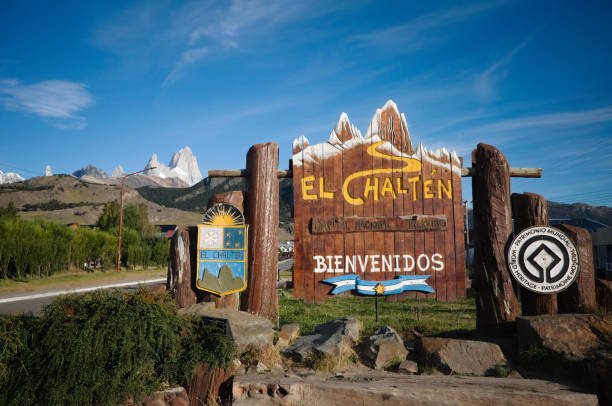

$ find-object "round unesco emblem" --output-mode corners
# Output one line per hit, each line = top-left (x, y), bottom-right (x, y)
(507, 226), (579, 294)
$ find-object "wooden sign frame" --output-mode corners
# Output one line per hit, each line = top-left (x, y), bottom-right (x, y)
(291, 101), (466, 302)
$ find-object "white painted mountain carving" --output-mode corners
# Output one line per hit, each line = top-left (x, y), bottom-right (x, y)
(292, 100), (462, 176)
(0, 170), (25, 184)
(145, 146), (203, 186)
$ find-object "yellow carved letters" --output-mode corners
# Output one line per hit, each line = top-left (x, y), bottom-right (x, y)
(409, 176), (420, 200)
(364, 178), (379, 201)
(301, 141), (455, 204)
(302, 175), (317, 200)
(424, 179), (434, 199)
(319, 177), (335, 199)
(381, 177), (397, 198)
(438, 179), (453, 199)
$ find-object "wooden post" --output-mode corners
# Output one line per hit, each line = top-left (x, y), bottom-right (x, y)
(187, 363), (232, 406)
(199, 191), (245, 310)
(511, 192), (558, 315)
(241, 142), (279, 321)
(167, 227), (197, 308)
(472, 143), (519, 334)
(555, 224), (597, 313)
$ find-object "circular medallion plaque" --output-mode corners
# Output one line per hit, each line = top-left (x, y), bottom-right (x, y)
(507, 226), (579, 294)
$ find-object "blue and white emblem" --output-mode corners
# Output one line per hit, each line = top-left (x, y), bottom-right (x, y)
(323, 274), (434, 295)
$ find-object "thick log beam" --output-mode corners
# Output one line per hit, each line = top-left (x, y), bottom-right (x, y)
(167, 227), (197, 308)
(208, 167), (542, 178)
(511, 192), (557, 315)
(199, 191), (245, 310)
(462, 167), (542, 178)
(240, 143), (279, 322)
(209, 169), (292, 178)
(472, 143), (519, 335)
(555, 224), (597, 313)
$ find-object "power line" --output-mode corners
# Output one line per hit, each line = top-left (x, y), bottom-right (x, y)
(0, 162), (41, 176)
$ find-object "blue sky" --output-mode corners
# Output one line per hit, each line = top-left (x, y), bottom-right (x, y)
(1, 0), (611, 207)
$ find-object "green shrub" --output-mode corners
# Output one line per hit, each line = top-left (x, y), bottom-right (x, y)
(1, 289), (235, 406)
(0, 314), (37, 385)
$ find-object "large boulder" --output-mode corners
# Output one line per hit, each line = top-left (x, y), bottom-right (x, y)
(516, 314), (612, 360)
(281, 318), (360, 363)
(517, 314), (612, 404)
(179, 303), (275, 352)
(361, 326), (408, 370)
(416, 337), (508, 376)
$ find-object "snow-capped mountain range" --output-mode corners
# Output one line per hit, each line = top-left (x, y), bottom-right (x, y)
(0, 170), (24, 184)
(145, 146), (202, 186)
(1, 146), (203, 188)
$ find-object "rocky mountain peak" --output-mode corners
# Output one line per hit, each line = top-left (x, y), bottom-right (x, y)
(112, 165), (124, 178)
(143, 146), (203, 186)
(72, 164), (108, 179)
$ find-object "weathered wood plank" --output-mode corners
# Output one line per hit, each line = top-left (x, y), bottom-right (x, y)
(292, 143), (306, 300)
(452, 157), (466, 299)
(310, 215), (446, 234)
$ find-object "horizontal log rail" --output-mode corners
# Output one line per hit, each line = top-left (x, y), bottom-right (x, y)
(208, 167), (542, 178)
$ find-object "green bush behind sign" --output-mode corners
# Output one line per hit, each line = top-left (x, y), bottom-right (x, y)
(0, 289), (235, 406)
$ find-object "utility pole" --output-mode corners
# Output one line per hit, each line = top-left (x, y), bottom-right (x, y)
(117, 167), (156, 272)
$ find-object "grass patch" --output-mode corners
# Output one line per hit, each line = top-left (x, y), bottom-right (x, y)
(303, 350), (339, 371)
(279, 289), (476, 340)
(0, 268), (166, 294)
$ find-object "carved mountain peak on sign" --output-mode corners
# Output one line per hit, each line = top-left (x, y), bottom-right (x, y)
(328, 112), (362, 146)
(365, 100), (415, 155)
(291, 101), (462, 175)
(292, 135), (310, 155)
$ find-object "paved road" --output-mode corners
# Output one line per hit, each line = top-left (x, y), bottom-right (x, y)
(0, 278), (166, 316)
(278, 258), (294, 272)
(1, 260), (294, 316)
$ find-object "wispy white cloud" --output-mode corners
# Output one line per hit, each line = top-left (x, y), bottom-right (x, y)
(95, 0), (348, 86)
(0, 79), (93, 129)
(163, 46), (208, 87)
(468, 106), (612, 134)
(474, 27), (542, 100)
(352, 1), (507, 50)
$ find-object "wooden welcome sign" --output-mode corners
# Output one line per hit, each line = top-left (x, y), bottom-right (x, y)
(292, 101), (466, 302)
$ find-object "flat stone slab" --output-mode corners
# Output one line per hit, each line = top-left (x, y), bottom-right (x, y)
(179, 303), (275, 352)
(233, 371), (597, 405)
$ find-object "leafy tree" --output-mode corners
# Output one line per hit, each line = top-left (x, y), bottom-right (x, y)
(96, 201), (153, 235)
(96, 200), (120, 232)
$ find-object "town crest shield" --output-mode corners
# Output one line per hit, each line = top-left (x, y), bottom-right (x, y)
(196, 204), (248, 296)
